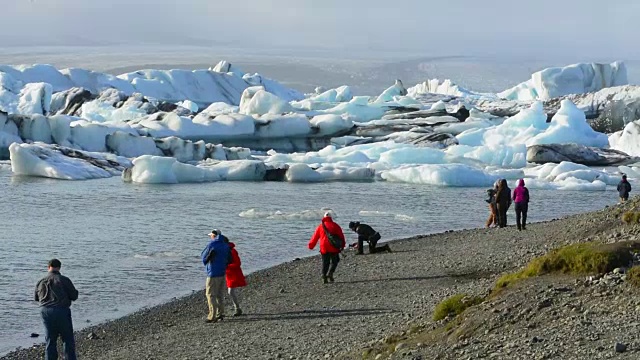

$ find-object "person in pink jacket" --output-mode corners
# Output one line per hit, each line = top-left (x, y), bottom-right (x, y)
(512, 179), (530, 231)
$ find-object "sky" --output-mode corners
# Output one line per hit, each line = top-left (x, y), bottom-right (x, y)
(2, 0), (638, 59)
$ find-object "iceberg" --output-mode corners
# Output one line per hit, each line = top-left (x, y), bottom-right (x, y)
(9, 142), (130, 180)
(527, 143), (635, 166)
(125, 155), (266, 184)
(499, 62), (628, 101)
(610, 120), (640, 157)
(310, 114), (353, 137)
(284, 163), (375, 182)
(106, 131), (163, 158)
(381, 163), (497, 187)
(154, 136), (206, 162)
(527, 100), (608, 147)
(408, 79), (492, 99)
(239, 208), (336, 221)
(239, 87), (293, 116)
(3, 58), (636, 192)
(0, 61), (303, 112)
(375, 80), (408, 103)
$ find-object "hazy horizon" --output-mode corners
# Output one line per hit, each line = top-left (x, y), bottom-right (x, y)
(2, 0), (638, 59)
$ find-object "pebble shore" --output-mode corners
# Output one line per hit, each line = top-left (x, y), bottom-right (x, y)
(3, 199), (638, 360)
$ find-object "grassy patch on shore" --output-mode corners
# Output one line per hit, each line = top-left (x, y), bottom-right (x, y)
(627, 266), (640, 286)
(433, 293), (484, 321)
(495, 241), (640, 290)
(621, 211), (640, 224)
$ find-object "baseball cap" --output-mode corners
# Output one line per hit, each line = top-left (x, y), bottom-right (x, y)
(207, 229), (221, 236)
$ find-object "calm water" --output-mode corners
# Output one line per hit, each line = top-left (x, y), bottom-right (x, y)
(0, 167), (618, 354)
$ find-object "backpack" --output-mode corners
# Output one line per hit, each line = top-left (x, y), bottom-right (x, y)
(322, 223), (343, 250)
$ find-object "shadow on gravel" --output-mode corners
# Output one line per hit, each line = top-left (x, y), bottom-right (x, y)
(232, 308), (393, 322)
(339, 271), (495, 284)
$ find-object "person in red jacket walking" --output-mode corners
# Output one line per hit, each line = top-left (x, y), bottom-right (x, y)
(223, 237), (247, 316)
(308, 212), (345, 284)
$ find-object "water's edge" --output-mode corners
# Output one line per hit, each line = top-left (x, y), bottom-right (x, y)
(2, 216), (569, 357)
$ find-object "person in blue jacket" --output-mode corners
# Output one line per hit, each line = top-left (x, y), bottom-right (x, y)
(201, 229), (231, 323)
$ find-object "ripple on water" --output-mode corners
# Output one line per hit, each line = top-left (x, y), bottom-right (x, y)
(0, 173), (618, 354)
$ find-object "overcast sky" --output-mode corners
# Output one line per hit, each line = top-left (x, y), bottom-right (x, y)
(2, 0), (638, 59)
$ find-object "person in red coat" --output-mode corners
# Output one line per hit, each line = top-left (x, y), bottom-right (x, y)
(223, 238), (246, 316)
(308, 212), (345, 284)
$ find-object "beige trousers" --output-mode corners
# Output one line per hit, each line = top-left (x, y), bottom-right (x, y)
(205, 276), (226, 320)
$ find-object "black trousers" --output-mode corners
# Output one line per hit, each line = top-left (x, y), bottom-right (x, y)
(321, 253), (340, 276)
(358, 233), (387, 254)
(497, 203), (509, 228)
(515, 202), (528, 229)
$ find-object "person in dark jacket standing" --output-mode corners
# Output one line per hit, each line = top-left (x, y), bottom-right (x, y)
(512, 179), (530, 231)
(308, 212), (345, 284)
(617, 174), (632, 203)
(495, 179), (512, 228)
(348, 221), (392, 254)
(202, 229), (231, 323)
(35, 259), (78, 360)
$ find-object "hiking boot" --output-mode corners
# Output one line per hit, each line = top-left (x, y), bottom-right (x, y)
(322, 276), (329, 284)
(328, 272), (335, 283)
(517, 225), (522, 231)
(205, 318), (217, 324)
(233, 308), (243, 316)
(215, 314), (224, 321)
(378, 244), (391, 253)
(522, 225), (526, 230)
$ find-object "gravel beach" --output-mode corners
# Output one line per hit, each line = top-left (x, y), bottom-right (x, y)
(4, 199), (639, 360)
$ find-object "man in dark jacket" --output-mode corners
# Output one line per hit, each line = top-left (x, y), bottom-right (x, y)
(617, 174), (632, 203)
(348, 221), (392, 254)
(35, 259), (78, 360)
(308, 212), (345, 284)
(202, 229), (231, 322)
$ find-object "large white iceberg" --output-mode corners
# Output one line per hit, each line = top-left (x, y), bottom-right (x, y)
(609, 120), (640, 157)
(9, 142), (130, 180)
(285, 163), (375, 182)
(125, 155), (266, 184)
(527, 100), (609, 147)
(0, 61), (304, 111)
(408, 79), (491, 99)
(499, 62), (628, 101)
(381, 163), (497, 187)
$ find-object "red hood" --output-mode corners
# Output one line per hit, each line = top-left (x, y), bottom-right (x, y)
(228, 242), (236, 248)
(322, 216), (335, 225)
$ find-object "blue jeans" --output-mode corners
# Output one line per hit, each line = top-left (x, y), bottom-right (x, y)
(41, 307), (77, 360)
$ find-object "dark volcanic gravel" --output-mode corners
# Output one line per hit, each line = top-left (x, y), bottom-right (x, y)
(3, 199), (634, 360)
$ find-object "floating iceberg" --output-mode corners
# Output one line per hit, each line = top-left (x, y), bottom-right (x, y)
(408, 79), (492, 99)
(9, 142), (130, 180)
(124, 155), (266, 184)
(2, 58), (635, 192)
(284, 163), (375, 182)
(0, 61), (303, 111)
(527, 143), (635, 166)
(527, 100), (608, 147)
(499, 62), (628, 101)
(609, 120), (640, 157)
(381, 163), (497, 187)
(239, 208), (337, 221)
